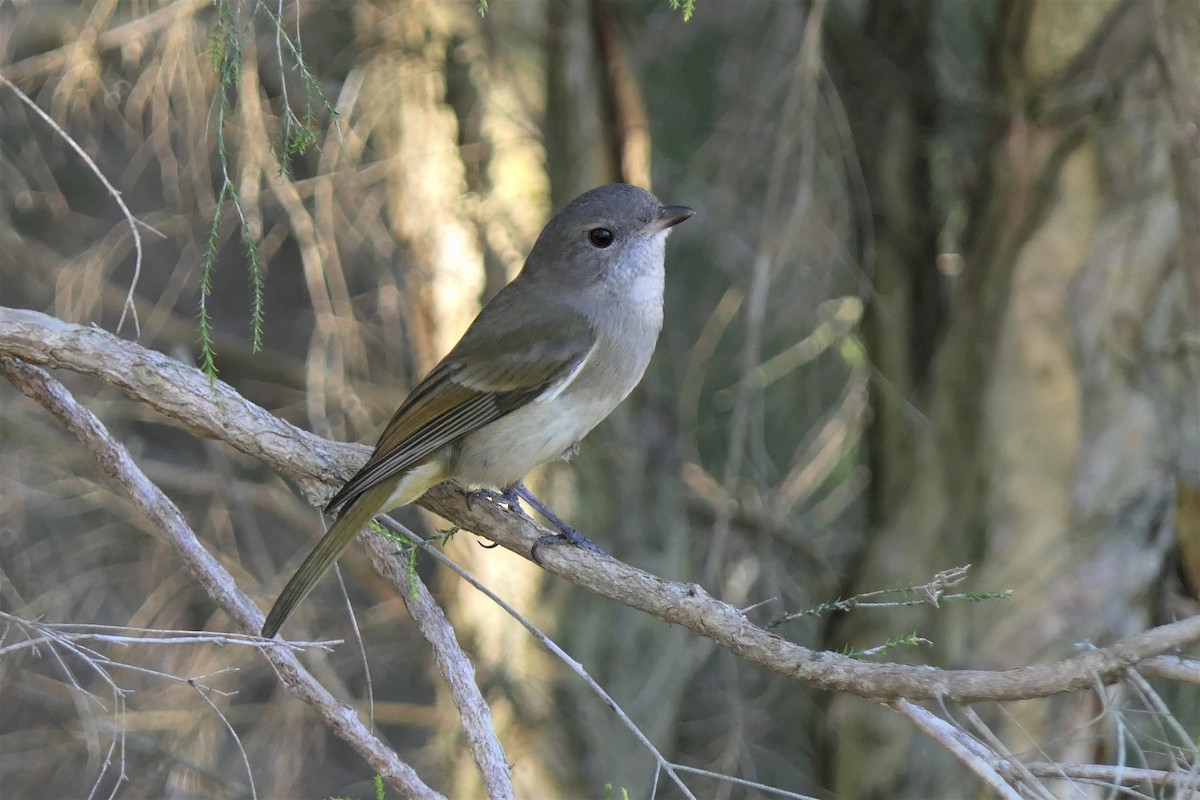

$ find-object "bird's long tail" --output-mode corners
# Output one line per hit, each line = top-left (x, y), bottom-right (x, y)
(262, 480), (406, 638)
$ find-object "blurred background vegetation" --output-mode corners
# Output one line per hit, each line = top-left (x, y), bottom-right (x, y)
(1, 0), (1197, 797)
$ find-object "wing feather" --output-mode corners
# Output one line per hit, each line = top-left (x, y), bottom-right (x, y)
(325, 305), (596, 515)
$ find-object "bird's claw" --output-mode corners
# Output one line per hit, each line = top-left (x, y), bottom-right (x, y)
(469, 482), (608, 565)
(467, 486), (525, 516)
(529, 527), (609, 565)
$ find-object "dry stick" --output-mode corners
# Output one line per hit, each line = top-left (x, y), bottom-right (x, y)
(1120, 665), (1200, 789)
(358, 530), (515, 800)
(890, 699), (1022, 800)
(1098, 675), (1144, 800)
(0, 357), (443, 800)
(666, 765), (819, 800)
(1016, 762), (1200, 792)
(3, 323), (510, 793)
(378, 517), (697, 800)
(1123, 666), (1200, 759)
(956, 704), (1057, 800)
(10, 612), (262, 799)
(5, 306), (1200, 703)
(0, 614), (338, 656)
(0, 75), (151, 336)
(32, 619), (132, 799)
(190, 681), (259, 800)
(1138, 654), (1200, 684)
(0, 308), (351, 498)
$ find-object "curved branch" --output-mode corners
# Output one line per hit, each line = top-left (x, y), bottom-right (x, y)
(358, 534), (514, 799)
(0, 355), (443, 800)
(2, 305), (1199, 703)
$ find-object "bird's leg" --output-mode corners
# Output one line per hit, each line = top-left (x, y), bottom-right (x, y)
(466, 483), (608, 562)
(511, 482), (609, 563)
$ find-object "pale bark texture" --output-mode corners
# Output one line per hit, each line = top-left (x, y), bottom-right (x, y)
(829, 0), (1200, 795)
(352, 4), (558, 796)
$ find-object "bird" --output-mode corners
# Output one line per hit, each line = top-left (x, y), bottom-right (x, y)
(262, 183), (694, 637)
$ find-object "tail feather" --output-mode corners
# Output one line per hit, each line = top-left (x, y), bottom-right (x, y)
(261, 481), (397, 638)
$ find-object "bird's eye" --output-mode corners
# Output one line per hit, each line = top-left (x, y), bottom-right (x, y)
(588, 228), (614, 248)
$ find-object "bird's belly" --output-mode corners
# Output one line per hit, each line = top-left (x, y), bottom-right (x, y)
(452, 394), (618, 488)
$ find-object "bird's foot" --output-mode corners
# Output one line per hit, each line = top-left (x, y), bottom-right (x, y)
(530, 526), (609, 565)
(511, 482), (609, 564)
(466, 486), (533, 549)
(467, 486), (527, 518)
(467, 482), (609, 563)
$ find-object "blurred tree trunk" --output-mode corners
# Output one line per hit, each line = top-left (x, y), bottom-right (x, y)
(363, 0), (672, 793)
(543, 1), (687, 792)
(348, 1), (561, 795)
(830, 0), (1200, 795)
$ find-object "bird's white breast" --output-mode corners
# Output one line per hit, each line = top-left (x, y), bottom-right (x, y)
(452, 392), (620, 486)
(452, 226), (670, 489)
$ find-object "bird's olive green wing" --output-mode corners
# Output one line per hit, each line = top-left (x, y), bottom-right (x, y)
(324, 303), (596, 514)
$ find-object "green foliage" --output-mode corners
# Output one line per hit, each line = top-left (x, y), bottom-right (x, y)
(604, 785), (630, 800)
(668, 0), (697, 21)
(198, 187), (225, 385)
(253, 0), (337, 170)
(772, 586), (1012, 625)
(201, 0), (336, 382)
(202, 0), (245, 382)
(373, 521), (459, 601)
(767, 564), (1013, 653)
(841, 632), (928, 660)
(405, 541), (420, 598)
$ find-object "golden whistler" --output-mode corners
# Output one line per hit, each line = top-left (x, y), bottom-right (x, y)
(262, 184), (693, 637)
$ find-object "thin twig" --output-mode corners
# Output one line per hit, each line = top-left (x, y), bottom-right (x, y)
(379, 516), (698, 800)
(0, 613), (338, 656)
(0, 75), (159, 336)
(957, 704), (1057, 800)
(0, 356), (443, 800)
(358, 523), (515, 800)
(1123, 666), (1200, 758)
(1015, 761), (1200, 793)
(190, 680), (259, 800)
(891, 699), (1022, 800)
(668, 763), (821, 799)
(5, 308), (1200, 703)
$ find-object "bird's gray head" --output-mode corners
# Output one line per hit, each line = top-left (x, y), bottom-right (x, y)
(522, 183), (694, 288)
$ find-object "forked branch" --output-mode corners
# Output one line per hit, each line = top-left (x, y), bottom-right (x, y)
(3, 305), (1199, 706)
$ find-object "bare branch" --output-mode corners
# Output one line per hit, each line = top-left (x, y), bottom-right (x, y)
(3, 306), (1200, 705)
(0, 75), (153, 336)
(1138, 654), (1200, 684)
(377, 516), (695, 799)
(0, 355), (443, 800)
(0, 306), (353, 502)
(890, 700), (1022, 800)
(1015, 762), (1200, 792)
(359, 529), (515, 800)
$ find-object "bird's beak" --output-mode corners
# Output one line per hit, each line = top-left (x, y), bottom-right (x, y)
(648, 204), (696, 234)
